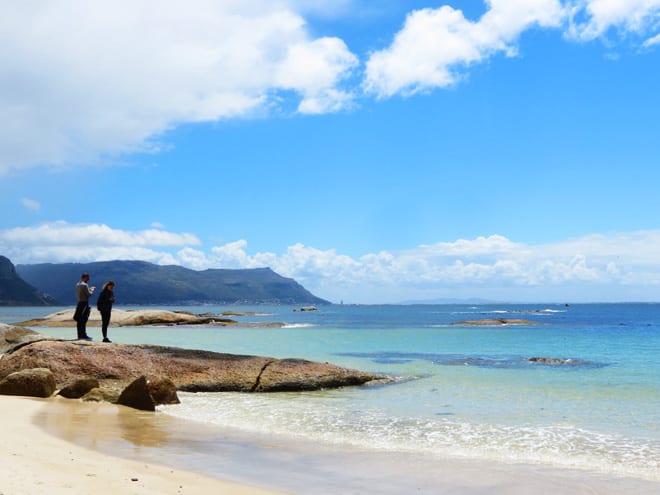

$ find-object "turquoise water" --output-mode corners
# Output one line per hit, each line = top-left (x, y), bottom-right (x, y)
(2, 303), (659, 481)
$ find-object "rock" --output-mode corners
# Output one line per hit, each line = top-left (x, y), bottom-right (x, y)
(142, 375), (180, 405)
(117, 376), (156, 411)
(0, 323), (45, 353)
(0, 367), (56, 397)
(0, 340), (382, 393)
(294, 306), (317, 312)
(58, 378), (100, 399)
(82, 387), (120, 403)
(14, 308), (237, 328)
(117, 375), (179, 411)
(256, 358), (375, 392)
(527, 357), (580, 365)
(451, 319), (540, 326)
(81, 387), (106, 402)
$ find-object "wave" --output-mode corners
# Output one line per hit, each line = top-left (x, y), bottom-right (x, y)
(281, 323), (317, 329)
(161, 393), (660, 481)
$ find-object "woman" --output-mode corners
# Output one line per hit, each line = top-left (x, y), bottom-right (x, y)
(96, 281), (115, 343)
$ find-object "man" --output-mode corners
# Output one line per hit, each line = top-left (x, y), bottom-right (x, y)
(73, 273), (95, 340)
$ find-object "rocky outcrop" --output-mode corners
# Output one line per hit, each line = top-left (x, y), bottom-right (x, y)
(255, 358), (372, 392)
(14, 308), (241, 328)
(0, 340), (383, 393)
(0, 323), (45, 353)
(452, 318), (540, 326)
(0, 367), (57, 397)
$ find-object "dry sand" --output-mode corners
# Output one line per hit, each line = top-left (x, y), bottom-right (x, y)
(0, 396), (285, 495)
(1, 395), (658, 495)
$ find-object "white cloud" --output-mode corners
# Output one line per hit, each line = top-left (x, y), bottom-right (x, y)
(200, 232), (660, 302)
(0, 221), (199, 264)
(364, 0), (565, 97)
(21, 198), (41, 212)
(568, 0), (660, 41)
(2, 0), (659, 174)
(0, 0), (358, 175)
(4, 223), (660, 302)
(364, 0), (660, 98)
(643, 31), (660, 47)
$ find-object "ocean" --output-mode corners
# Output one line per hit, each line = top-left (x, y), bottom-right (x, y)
(2, 303), (659, 492)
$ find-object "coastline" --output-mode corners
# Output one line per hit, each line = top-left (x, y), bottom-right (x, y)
(4, 394), (658, 495)
(0, 396), (285, 495)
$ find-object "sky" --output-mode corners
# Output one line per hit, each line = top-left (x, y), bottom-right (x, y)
(1, 0), (660, 304)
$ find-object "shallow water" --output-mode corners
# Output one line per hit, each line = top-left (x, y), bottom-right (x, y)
(5, 303), (660, 483)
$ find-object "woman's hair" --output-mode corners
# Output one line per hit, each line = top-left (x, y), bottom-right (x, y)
(102, 281), (115, 291)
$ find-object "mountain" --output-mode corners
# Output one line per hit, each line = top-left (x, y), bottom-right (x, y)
(15, 260), (329, 306)
(0, 256), (60, 306)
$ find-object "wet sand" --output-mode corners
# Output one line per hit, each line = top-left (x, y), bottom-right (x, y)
(2, 395), (658, 495)
(0, 396), (285, 495)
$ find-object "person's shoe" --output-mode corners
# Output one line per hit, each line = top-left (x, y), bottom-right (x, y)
(79, 336), (93, 341)
(102, 338), (112, 343)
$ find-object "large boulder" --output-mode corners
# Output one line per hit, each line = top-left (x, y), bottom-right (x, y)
(117, 375), (179, 411)
(0, 340), (383, 393)
(0, 367), (56, 397)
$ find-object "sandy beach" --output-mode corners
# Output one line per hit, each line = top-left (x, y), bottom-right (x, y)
(0, 396), (285, 495)
(1, 393), (658, 495)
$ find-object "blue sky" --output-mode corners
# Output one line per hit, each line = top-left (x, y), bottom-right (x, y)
(1, 0), (660, 303)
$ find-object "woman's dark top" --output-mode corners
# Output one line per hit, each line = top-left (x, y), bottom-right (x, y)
(96, 289), (115, 313)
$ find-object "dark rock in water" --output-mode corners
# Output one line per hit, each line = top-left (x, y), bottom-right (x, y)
(58, 378), (100, 399)
(117, 376), (156, 411)
(0, 367), (56, 397)
(527, 357), (581, 365)
(117, 375), (179, 411)
(0, 340), (382, 393)
(143, 375), (180, 405)
(452, 318), (540, 326)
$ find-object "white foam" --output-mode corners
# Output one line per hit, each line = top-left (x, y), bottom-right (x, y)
(161, 393), (660, 481)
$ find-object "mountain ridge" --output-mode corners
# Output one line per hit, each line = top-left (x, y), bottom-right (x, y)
(0, 256), (60, 306)
(13, 259), (329, 306)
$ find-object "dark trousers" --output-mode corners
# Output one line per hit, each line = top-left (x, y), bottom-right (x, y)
(74, 301), (90, 338)
(100, 310), (111, 339)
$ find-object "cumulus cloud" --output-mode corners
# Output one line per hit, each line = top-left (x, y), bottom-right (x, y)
(364, 0), (565, 97)
(364, 0), (660, 98)
(0, 0), (358, 175)
(2, 0), (659, 174)
(568, 0), (660, 41)
(4, 222), (660, 302)
(0, 221), (199, 264)
(194, 232), (660, 302)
